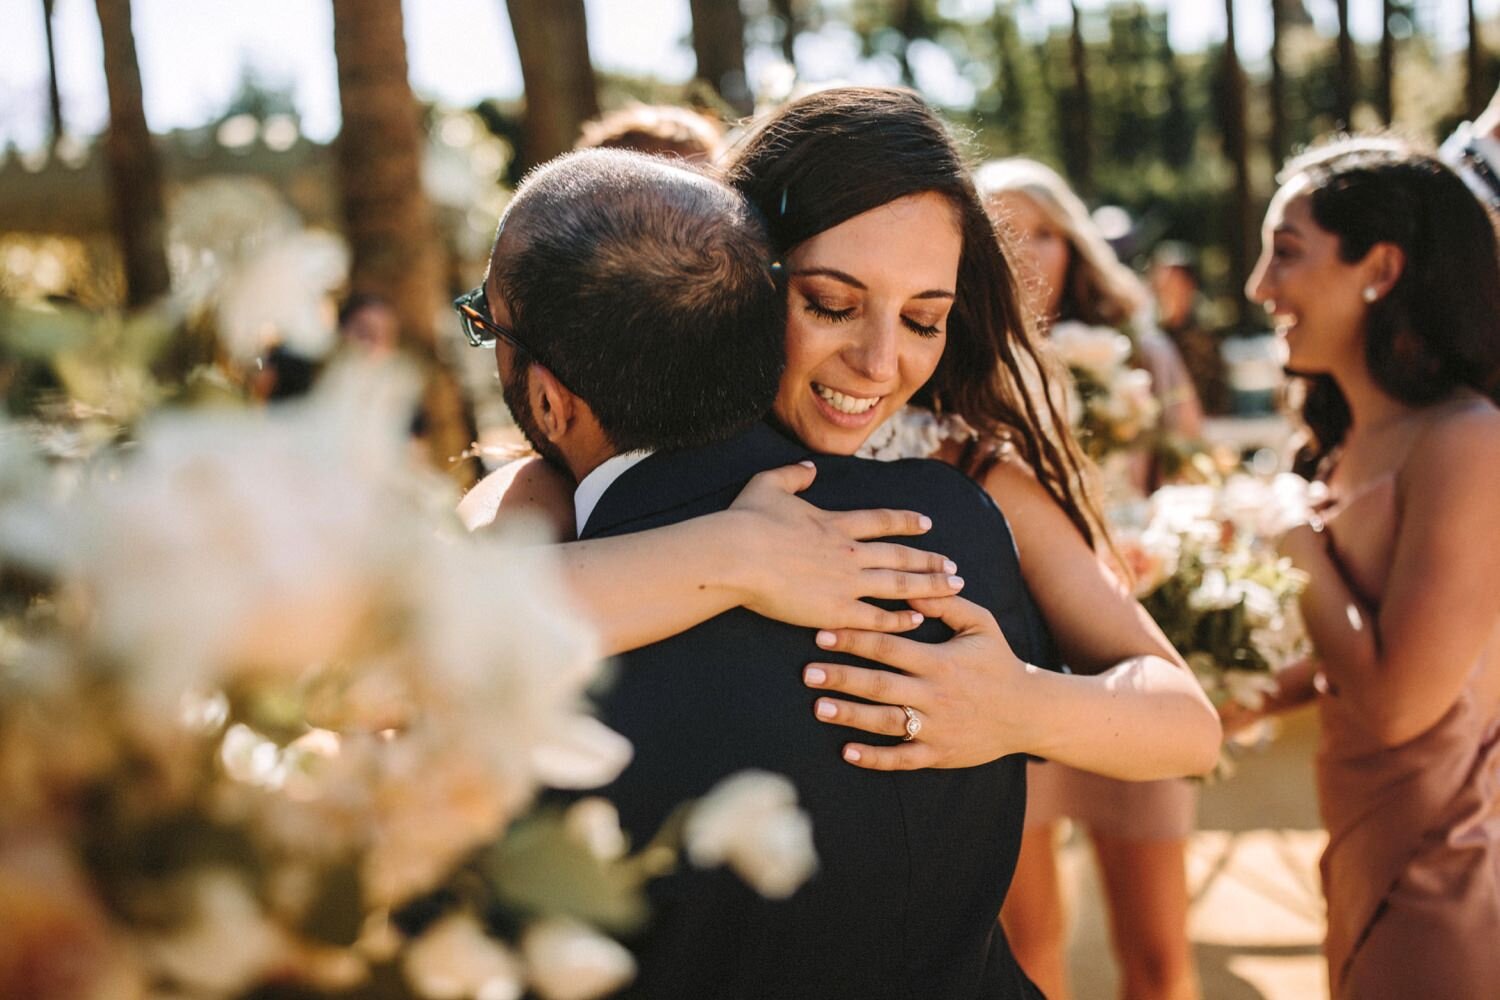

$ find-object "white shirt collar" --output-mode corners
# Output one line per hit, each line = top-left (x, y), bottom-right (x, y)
(574, 450), (653, 535)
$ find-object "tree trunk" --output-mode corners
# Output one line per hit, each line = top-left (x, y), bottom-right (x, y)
(330, 0), (474, 485)
(94, 0), (170, 307)
(42, 0), (64, 149)
(1067, 0), (1094, 197)
(769, 0), (799, 67)
(1468, 0), (1485, 120)
(1334, 0), (1357, 127)
(1221, 0), (1252, 331)
(505, 0), (599, 169)
(1377, 0), (1395, 124)
(689, 0), (752, 115)
(1269, 0), (1288, 166)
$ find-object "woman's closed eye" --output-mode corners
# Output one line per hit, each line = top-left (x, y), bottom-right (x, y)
(804, 297), (856, 323)
(903, 315), (943, 338)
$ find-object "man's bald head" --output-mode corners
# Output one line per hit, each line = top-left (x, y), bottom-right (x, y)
(488, 149), (784, 455)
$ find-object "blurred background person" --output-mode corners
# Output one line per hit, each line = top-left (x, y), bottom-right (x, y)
(1150, 241), (1231, 416)
(336, 292), (400, 359)
(574, 103), (725, 164)
(977, 156), (1204, 1000)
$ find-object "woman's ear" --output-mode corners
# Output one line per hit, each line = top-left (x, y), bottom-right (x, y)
(1362, 241), (1407, 300)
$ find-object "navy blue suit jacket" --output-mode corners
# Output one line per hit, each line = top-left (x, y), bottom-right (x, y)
(582, 422), (1053, 1000)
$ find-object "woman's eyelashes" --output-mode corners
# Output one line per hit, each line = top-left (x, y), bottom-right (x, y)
(801, 295), (944, 339)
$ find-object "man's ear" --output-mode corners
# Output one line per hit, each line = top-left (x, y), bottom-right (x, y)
(1362, 241), (1406, 300)
(528, 365), (578, 443)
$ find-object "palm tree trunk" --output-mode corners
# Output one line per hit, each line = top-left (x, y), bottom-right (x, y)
(1334, 0), (1357, 127)
(769, 0), (799, 67)
(330, 0), (474, 485)
(1067, 0), (1094, 197)
(1269, 0), (1287, 166)
(1221, 0), (1252, 331)
(689, 0), (752, 115)
(1468, 0), (1485, 119)
(1377, 0), (1395, 124)
(94, 0), (170, 307)
(505, 0), (599, 169)
(42, 0), (64, 149)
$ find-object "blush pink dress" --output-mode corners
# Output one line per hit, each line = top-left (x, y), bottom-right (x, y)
(1314, 473), (1500, 998)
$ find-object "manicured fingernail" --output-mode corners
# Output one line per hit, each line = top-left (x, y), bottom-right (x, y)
(909, 612), (924, 626)
(816, 699), (836, 719)
(798, 460), (815, 469)
(815, 630), (836, 647)
(918, 515), (933, 531)
(843, 746), (862, 763)
(942, 559), (957, 575)
(805, 666), (827, 685)
(948, 576), (964, 589)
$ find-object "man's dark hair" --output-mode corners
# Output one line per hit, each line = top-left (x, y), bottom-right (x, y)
(492, 148), (784, 454)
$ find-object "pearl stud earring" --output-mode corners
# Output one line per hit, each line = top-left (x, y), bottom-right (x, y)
(1362, 286), (1379, 303)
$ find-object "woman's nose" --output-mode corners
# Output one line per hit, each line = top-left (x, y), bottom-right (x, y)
(845, 319), (900, 383)
(1245, 257), (1271, 305)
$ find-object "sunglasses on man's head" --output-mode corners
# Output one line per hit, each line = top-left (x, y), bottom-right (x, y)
(453, 286), (533, 354)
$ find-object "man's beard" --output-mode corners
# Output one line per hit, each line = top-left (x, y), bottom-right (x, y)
(501, 362), (570, 473)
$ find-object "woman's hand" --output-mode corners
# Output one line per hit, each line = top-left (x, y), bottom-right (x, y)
(801, 595), (1029, 770)
(728, 463), (965, 634)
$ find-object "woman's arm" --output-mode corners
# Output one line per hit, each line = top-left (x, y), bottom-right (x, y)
(1283, 411), (1500, 748)
(804, 456), (1222, 779)
(463, 457), (967, 656)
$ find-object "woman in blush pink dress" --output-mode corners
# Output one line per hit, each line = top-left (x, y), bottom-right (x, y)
(1242, 136), (1500, 999)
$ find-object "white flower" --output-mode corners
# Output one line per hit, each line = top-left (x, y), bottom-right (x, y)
(404, 913), (524, 1000)
(142, 868), (288, 995)
(684, 770), (818, 900)
(521, 917), (636, 1000)
(1223, 668), (1282, 711)
(529, 716), (634, 791)
(1049, 321), (1132, 381)
(564, 797), (629, 862)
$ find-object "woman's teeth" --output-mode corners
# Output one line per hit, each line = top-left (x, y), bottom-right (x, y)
(814, 383), (881, 415)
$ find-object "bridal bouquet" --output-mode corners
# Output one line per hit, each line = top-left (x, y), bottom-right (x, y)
(0, 300), (816, 997)
(1112, 474), (1318, 717)
(1048, 320), (1160, 462)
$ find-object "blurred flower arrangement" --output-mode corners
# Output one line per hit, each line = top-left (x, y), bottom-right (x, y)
(1048, 320), (1160, 463)
(0, 205), (816, 999)
(1111, 474), (1320, 767)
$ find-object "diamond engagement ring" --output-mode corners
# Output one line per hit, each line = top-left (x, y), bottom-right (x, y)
(901, 705), (922, 742)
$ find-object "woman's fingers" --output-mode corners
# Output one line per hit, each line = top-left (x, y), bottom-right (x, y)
(742, 461), (819, 497)
(829, 507), (934, 540)
(844, 605), (926, 633)
(804, 661), (920, 704)
(814, 626), (934, 673)
(858, 541), (957, 576)
(840, 741), (934, 771)
(812, 697), (913, 737)
(906, 595), (1000, 638)
(858, 568), (964, 603)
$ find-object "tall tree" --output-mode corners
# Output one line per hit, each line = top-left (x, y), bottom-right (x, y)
(1066, 0), (1094, 196)
(42, 0), (64, 149)
(1268, 0), (1288, 165)
(689, 0), (752, 115)
(769, 0), (800, 67)
(330, 0), (473, 484)
(1334, 0), (1357, 126)
(1377, 0), (1395, 124)
(505, 0), (599, 169)
(94, 0), (170, 307)
(1220, 0), (1252, 330)
(1468, 0), (1485, 119)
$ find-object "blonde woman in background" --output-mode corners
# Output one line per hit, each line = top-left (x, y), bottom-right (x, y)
(977, 157), (1204, 1000)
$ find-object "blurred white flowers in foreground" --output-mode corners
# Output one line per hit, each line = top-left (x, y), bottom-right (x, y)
(685, 770), (819, 900)
(0, 359), (815, 1000)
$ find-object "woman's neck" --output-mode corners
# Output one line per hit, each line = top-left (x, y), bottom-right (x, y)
(1332, 361), (1414, 439)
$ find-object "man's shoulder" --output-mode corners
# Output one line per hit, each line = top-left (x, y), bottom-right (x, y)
(803, 453), (1000, 521)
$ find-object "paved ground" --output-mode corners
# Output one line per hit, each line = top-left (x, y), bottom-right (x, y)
(1056, 706), (1328, 999)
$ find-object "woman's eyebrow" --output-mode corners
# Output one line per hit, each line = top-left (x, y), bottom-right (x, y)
(791, 267), (954, 300)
